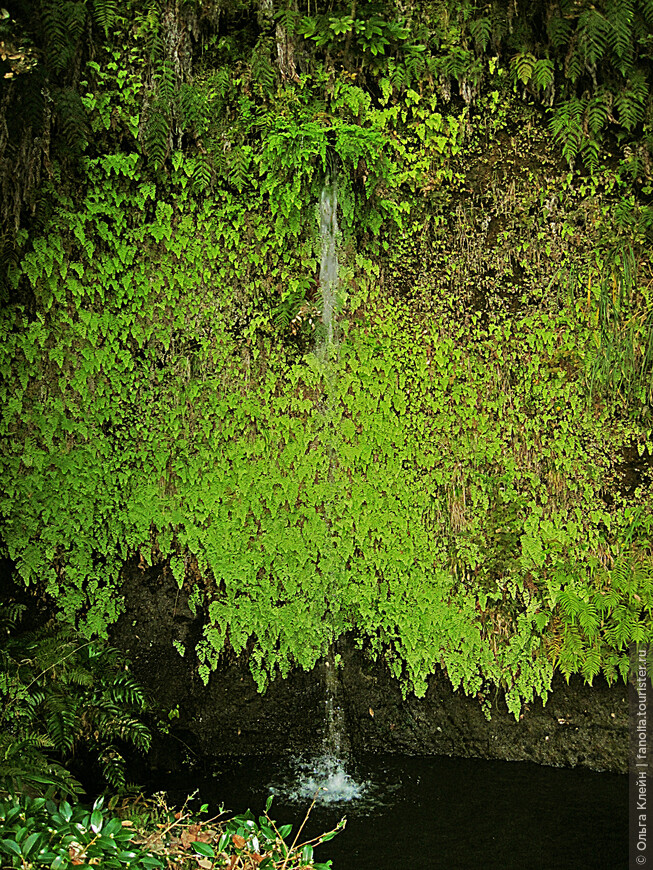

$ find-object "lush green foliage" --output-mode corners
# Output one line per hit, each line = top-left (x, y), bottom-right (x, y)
(0, 794), (164, 869)
(0, 606), (151, 797)
(0, 0), (652, 718)
(0, 792), (341, 869)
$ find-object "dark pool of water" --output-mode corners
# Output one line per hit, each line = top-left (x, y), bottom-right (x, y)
(157, 754), (627, 870)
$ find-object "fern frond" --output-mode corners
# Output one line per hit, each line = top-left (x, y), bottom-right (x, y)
(587, 91), (610, 135)
(442, 47), (474, 81)
(94, 707), (151, 751)
(92, 0), (118, 38)
(192, 152), (214, 193)
(531, 58), (555, 92)
(144, 101), (171, 167)
(97, 746), (127, 788)
(565, 37), (585, 84)
(108, 673), (148, 707)
(640, 0), (653, 27)
(41, 0), (69, 73)
(390, 60), (406, 92)
(405, 47), (426, 85)
(155, 60), (177, 105)
(251, 49), (276, 96)
(469, 17), (491, 52)
(580, 643), (602, 682)
(558, 623), (583, 679)
(45, 708), (76, 752)
(558, 588), (582, 618)
(66, 1), (87, 42)
(548, 13), (573, 51)
(1, 620), (150, 797)
(0, 735), (81, 799)
(550, 96), (585, 165)
(606, 0), (635, 72)
(578, 8), (609, 67)
(229, 145), (252, 192)
(581, 136), (600, 173)
(577, 599), (599, 636)
(274, 6), (299, 32)
(511, 51), (536, 86)
(214, 66), (232, 99)
(614, 71), (648, 131)
(54, 88), (88, 151)
(0, 603), (26, 632)
(179, 83), (210, 137)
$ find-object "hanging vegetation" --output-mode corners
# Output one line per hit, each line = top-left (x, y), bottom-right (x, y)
(0, 0), (651, 722)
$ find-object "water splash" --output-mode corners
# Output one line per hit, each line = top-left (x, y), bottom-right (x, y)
(318, 177), (339, 348)
(287, 754), (366, 805)
(281, 651), (366, 806)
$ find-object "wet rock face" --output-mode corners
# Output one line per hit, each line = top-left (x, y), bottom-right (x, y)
(111, 562), (628, 774)
(111, 560), (325, 760)
(338, 648), (628, 773)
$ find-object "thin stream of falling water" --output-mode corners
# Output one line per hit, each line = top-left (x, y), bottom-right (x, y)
(270, 179), (366, 805)
(268, 650), (367, 805)
(318, 177), (339, 350)
(324, 649), (349, 759)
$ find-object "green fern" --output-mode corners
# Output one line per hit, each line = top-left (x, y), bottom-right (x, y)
(547, 14), (573, 52)
(274, 6), (299, 33)
(640, 0), (653, 27)
(469, 17), (491, 52)
(54, 88), (88, 151)
(155, 60), (177, 106)
(251, 48), (276, 96)
(179, 83), (210, 137)
(214, 66), (232, 100)
(511, 52), (536, 86)
(581, 136), (601, 172)
(442, 47), (475, 81)
(0, 612), (151, 797)
(565, 37), (586, 84)
(144, 100), (171, 167)
(531, 58), (555, 92)
(578, 7), (610, 68)
(66, 1), (87, 42)
(606, 0), (635, 72)
(550, 96), (585, 165)
(40, 0), (69, 73)
(229, 145), (252, 192)
(0, 733), (81, 799)
(389, 59), (407, 92)
(614, 71), (648, 130)
(192, 152), (214, 192)
(404, 44), (427, 86)
(587, 91), (610, 135)
(92, 0), (118, 38)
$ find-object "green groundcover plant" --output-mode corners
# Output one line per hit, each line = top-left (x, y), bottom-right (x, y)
(0, 792), (341, 870)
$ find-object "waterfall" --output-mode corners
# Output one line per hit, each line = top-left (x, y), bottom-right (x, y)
(324, 649), (349, 759)
(318, 177), (339, 349)
(279, 647), (365, 805)
(271, 178), (366, 806)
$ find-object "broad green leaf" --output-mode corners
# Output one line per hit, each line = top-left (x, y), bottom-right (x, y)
(192, 841), (216, 858)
